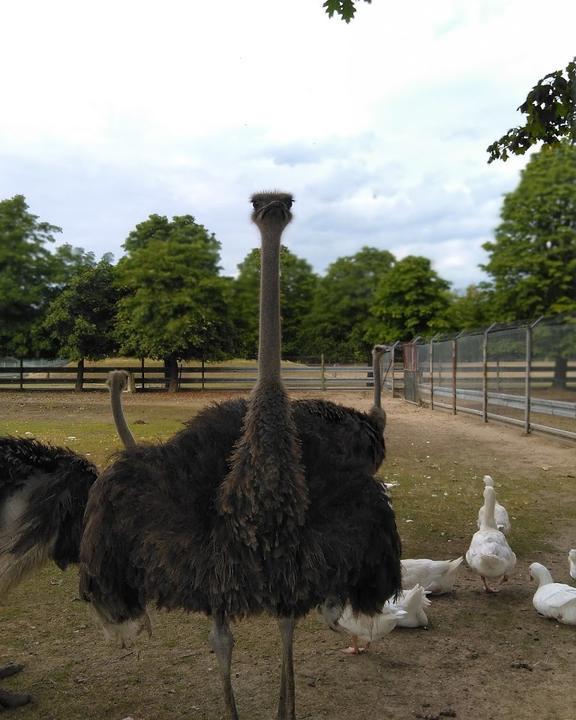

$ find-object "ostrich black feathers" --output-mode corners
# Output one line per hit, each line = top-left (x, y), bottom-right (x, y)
(0, 437), (98, 594)
(79, 397), (400, 626)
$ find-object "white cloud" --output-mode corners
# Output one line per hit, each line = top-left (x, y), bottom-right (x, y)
(1, 0), (575, 290)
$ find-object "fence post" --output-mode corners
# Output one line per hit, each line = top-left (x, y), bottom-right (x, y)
(389, 341), (399, 397)
(525, 317), (544, 434)
(429, 335), (436, 410)
(141, 357), (145, 391)
(201, 356), (205, 391)
(483, 323), (496, 423)
(451, 336), (457, 415)
(19, 358), (24, 391)
(75, 358), (84, 392)
(320, 353), (326, 391)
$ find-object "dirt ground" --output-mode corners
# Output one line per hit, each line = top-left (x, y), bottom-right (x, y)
(1, 391), (575, 720)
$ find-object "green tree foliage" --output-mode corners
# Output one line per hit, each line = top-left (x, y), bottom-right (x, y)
(444, 283), (495, 332)
(488, 57), (576, 163)
(233, 246), (318, 358)
(301, 247), (395, 360)
(42, 260), (122, 360)
(482, 142), (576, 320)
(115, 214), (236, 386)
(323, 0), (371, 22)
(369, 255), (451, 342)
(0, 195), (63, 356)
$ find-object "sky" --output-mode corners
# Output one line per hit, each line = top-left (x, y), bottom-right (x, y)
(1, 0), (575, 291)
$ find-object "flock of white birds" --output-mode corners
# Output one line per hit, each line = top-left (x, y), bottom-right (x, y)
(330, 475), (576, 654)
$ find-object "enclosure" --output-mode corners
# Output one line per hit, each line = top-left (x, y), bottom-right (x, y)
(382, 314), (576, 441)
(1, 389), (575, 720)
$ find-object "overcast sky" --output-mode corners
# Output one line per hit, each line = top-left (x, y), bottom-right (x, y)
(1, 0), (575, 290)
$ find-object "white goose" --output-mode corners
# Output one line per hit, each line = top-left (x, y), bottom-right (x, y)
(391, 584), (431, 628)
(569, 549), (576, 581)
(529, 562), (576, 625)
(325, 602), (406, 655)
(466, 486), (516, 592)
(401, 557), (463, 594)
(477, 475), (511, 535)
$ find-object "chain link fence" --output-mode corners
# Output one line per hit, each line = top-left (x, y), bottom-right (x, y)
(384, 314), (576, 440)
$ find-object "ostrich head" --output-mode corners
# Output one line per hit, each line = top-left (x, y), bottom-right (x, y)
(250, 192), (293, 230)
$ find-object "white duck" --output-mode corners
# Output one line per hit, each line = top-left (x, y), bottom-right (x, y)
(390, 584), (431, 628)
(477, 475), (511, 535)
(569, 549), (576, 581)
(466, 485), (516, 592)
(322, 601), (406, 655)
(529, 562), (576, 625)
(401, 557), (464, 594)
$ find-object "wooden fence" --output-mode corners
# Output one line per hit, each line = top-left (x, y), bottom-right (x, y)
(0, 360), (376, 393)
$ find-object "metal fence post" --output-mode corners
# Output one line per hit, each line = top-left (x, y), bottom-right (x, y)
(429, 335), (436, 410)
(390, 341), (399, 397)
(320, 353), (326, 391)
(140, 357), (145, 391)
(525, 317), (544, 434)
(483, 323), (496, 423)
(19, 358), (23, 391)
(451, 336), (457, 415)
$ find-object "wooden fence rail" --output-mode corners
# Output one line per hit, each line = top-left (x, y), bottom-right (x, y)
(0, 362), (376, 393)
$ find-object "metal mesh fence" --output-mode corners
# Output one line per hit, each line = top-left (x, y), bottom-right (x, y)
(486, 325), (526, 424)
(456, 332), (484, 415)
(390, 314), (576, 440)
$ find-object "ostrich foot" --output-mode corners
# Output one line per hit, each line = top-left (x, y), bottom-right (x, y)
(0, 666), (24, 681)
(500, 575), (509, 584)
(0, 688), (33, 709)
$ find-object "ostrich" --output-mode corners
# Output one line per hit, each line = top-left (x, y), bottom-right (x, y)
(79, 192), (401, 720)
(0, 436), (98, 709)
(107, 370), (136, 448)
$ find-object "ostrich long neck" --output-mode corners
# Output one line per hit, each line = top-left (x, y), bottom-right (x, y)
(372, 350), (382, 410)
(220, 193), (308, 542)
(109, 372), (136, 449)
(369, 347), (386, 431)
(258, 226), (282, 384)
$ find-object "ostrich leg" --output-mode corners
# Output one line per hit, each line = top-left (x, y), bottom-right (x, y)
(209, 616), (239, 720)
(277, 617), (296, 720)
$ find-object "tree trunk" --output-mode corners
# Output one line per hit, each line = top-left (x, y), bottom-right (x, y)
(164, 355), (179, 392)
(552, 356), (567, 390)
(75, 358), (85, 392)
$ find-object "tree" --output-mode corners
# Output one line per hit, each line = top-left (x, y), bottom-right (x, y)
(368, 255), (451, 342)
(233, 246), (318, 358)
(323, 0), (372, 22)
(115, 214), (236, 390)
(301, 247), (395, 361)
(487, 56), (576, 163)
(0, 195), (62, 357)
(42, 259), (122, 362)
(444, 283), (495, 332)
(482, 142), (576, 321)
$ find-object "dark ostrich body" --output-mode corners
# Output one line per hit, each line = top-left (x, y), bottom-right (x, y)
(79, 194), (401, 719)
(0, 437), (97, 710)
